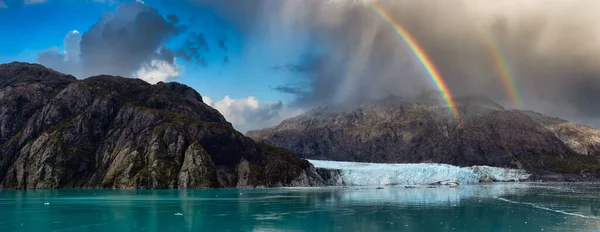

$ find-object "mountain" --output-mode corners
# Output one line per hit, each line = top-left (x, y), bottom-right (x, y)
(248, 95), (600, 180)
(0, 62), (324, 189)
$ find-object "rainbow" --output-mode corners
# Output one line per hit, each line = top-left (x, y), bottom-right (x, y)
(370, 2), (460, 120)
(484, 32), (523, 109)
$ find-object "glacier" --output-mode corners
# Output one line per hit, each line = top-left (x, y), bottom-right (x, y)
(308, 159), (531, 186)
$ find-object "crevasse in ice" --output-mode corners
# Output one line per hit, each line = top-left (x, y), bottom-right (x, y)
(308, 159), (531, 186)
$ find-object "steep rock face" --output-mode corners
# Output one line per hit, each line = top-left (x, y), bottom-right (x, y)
(0, 62), (324, 189)
(524, 111), (600, 156)
(248, 95), (600, 176)
(0, 62), (76, 144)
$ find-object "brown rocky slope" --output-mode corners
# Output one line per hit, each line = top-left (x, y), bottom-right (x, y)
(248, 95), (600, 180)
(0, 62), (324, 189)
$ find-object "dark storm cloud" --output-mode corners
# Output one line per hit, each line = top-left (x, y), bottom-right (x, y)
(187, 0), (600, 123)
(274, 84), (309, 95)
(272, 55), (323, 74)
(37, 1), (220, 80)
(79, 1), (182, 77)
(177, 32), (210, 66)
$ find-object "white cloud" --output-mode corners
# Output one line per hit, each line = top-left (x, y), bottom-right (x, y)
(133, 59), (181, 84)
(64, 30), (81, 63)
(36, 30), (82, 77)
(203, 95), (303, 133)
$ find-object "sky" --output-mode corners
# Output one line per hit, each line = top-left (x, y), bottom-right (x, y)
(1, 0), (600, 131)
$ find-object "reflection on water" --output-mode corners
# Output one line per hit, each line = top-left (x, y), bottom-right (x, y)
(0, 183), (599, 232)
(319, 184), (532, 206)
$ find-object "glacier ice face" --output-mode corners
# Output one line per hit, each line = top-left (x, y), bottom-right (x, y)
(309, 160), (479, 186)
(470, 166), (531, 182)
(308, 160), (531, 186)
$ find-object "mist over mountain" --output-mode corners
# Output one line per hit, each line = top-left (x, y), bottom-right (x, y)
(189, 0), (600, 128)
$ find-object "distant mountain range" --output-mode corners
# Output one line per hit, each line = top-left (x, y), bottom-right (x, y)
(0, 62), (324, 189)
(1, 62), (598, 189)
(248, 94), (600, 181)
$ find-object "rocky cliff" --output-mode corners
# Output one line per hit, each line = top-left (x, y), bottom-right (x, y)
(0, 62), (324, 189)
(248, 95), (600, 179)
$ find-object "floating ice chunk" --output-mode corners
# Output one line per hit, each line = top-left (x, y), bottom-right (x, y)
(174, 213), (183, 216)
(43, 202), (50, 205)
(308, 159), (530, 186)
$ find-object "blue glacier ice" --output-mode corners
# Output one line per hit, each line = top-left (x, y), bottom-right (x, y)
(308, 159), (531, 186)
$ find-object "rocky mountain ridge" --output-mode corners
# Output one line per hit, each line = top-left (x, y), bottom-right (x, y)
(0, 62), (324, 189)
(248, 95), (600, 180)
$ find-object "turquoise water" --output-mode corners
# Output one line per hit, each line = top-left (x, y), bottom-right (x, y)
(1, 183), (599, 232)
